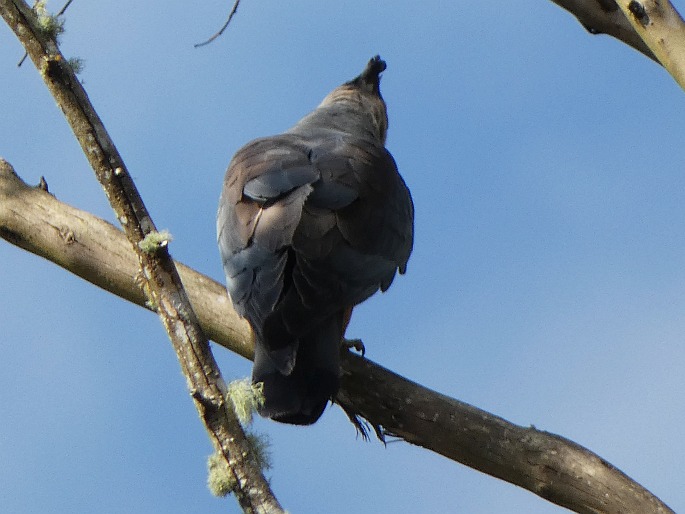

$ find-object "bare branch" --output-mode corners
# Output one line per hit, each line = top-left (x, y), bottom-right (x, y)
(615, 0), (685, 90)
(0, 159), (254, 362)
(195, 0), (241, 48)
(0, 1), (282, 512)
(56, 0), (74, 16)
(0, 161), (674, 514)
(549, 0), (657, 60)
(551, 0), (685, 91)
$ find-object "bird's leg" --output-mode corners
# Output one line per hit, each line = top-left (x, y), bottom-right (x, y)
(339, 306), (365, 356)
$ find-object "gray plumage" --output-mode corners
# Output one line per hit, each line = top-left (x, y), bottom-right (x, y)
(217, 56), (413, 425)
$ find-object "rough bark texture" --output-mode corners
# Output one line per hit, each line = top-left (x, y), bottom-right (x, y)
(0, 162), (673, 514)
(338, 356), (673, 514)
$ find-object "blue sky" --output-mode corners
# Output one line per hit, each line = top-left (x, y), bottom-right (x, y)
(2, 1), (684, 512)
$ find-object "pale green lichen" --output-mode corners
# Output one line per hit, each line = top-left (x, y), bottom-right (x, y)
(33, 2), (85, 76)
(245, 432), (272, 473)
(34, 1), (65, 41)
(137, 230), (173, 254)
(207, 453), (236, 497)
(207, 380), (271, 498)
(206, 434), (272, 498)
(226, 379), (264, 426)
(67, 57), (85, 74)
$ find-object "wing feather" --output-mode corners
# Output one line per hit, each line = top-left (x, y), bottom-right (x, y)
(218, 131), (413, 350)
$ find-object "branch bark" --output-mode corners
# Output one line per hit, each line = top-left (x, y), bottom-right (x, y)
(0, 1), (282, 512)
(0, 161), (673, 514)
(550, 0), (685, 91)
(550, 0), (658, 60)
(615, 0), (685, 89)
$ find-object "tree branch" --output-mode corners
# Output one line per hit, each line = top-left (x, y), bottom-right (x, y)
(2, 1), (677, 511)
(550, 0), (685, 91)
(549, 0), (658, 61)
(615, 0), (685, 90)
(0, 161), (673, 514)
(0, 1), (282, 512)
(195, 0), (242, 48)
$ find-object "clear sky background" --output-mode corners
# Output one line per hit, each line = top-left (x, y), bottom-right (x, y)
(2, 1), (684, 513)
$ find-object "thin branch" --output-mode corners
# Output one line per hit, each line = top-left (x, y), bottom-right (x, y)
(195, 0), (241, 48)
(56, 0), (73, 16)
(0, 162), (674, 514)
(0, 1), (282, 513)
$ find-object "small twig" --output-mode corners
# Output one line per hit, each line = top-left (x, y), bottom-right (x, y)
(195, 0), (241, 48)
(55, 0), (73, 16)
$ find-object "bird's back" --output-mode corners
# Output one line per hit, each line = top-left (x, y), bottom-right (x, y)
(217, 56), (413, 424)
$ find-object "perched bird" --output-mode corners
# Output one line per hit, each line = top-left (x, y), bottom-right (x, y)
(217, 56), (413, 425)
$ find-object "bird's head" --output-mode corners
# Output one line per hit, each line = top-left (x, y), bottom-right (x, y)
(318, 56), (389, 144)
(348, 55), (387, 96)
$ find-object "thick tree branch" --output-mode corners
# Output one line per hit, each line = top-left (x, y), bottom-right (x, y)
(0, 162), (673, 514)
(550, 0), (685, 90)
(615, 0), (685, 89)
(0, 1), (282, 512)
(550, 0), (658, 60)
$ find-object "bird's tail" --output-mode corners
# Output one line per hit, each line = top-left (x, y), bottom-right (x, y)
(252, 313), (343, 425)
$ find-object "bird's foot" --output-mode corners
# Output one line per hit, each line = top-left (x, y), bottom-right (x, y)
(342, 338), (365, 357)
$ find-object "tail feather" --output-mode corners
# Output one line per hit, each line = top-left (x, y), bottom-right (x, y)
(252, 313), (343, 425)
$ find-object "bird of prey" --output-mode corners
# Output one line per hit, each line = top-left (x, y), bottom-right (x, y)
(217, 56), (414, 425)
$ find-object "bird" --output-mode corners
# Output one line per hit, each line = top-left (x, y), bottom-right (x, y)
(217, 56), (414, 425)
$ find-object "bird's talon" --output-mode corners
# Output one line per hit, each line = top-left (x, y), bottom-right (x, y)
(343, 338), (365, 356)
